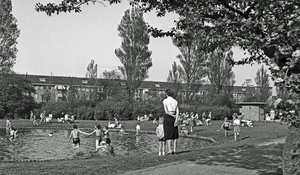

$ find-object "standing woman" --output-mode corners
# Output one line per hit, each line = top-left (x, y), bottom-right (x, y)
(163, 89), (179, 155)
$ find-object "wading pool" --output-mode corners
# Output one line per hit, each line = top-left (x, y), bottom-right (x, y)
(0, 128), (213, 162)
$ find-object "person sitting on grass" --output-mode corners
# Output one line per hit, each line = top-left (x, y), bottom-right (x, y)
(156, 117), (165, 156)
(218, 117), (231, 137)
(68, 124), (90, 153)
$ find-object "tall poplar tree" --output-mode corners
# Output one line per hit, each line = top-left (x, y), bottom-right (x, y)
(254, 65), (271, 102)
(167, 62), (183, 99)
(173, 33), (206, 102)
(206, 48), (236, 105)
(0, 0), (20, 73)
(207, 48), (236, 95)
(115, 7), (152, 99)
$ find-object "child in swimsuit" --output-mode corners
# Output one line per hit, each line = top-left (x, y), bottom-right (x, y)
(88, 124), (103, 152)
(156, 117), (165, 156)
(102, 126), (111, 145)
(9, 127), (18, 142)
(233, 115), (241, 141)
(68, 124), (89, 150)
(135, 123), (141, 136)
(219, 117), (231, 137)
(119, 126), (126, 134)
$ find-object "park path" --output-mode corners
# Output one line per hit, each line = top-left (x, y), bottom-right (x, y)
(123, 138), (285, 175)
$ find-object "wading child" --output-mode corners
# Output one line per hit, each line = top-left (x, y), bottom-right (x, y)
(88, 124), (103, 152)
(102, 126), (111, 146)
(233, 114), (241, 141)
(68, 124), (89, 151)
(135, 123), (141, 135)
(119, 126), (126, 134)
(156, 117), (165, 156)
(219, 117), (231, 137)
(9, 127), (18, 142)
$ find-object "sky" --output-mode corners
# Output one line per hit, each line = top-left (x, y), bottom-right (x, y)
(11, 0), (266, 86)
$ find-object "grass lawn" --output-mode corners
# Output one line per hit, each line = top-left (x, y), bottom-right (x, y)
(0, 119), (289, 175)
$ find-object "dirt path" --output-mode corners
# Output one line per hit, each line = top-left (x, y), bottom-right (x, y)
(123, 138), (285, 175)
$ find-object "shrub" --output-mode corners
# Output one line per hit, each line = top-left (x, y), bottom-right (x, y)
(40, 102), (69, 118)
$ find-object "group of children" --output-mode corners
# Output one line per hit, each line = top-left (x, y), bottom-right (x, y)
(219, 113), (242, 141)
(68, 124), (114, 155)
(6, 119), (18, 142)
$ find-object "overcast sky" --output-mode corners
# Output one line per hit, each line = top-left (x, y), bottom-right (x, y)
(11, 0), (265, 86)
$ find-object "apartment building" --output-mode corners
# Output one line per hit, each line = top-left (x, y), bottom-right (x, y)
(18, 74), (260, 103)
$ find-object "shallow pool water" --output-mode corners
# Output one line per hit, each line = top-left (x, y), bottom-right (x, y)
(0, 128), (212, 161)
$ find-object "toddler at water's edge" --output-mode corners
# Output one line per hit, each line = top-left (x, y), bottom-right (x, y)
(156, 117), (165, 156)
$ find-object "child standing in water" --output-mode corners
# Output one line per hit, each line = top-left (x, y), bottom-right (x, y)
(102, 126), (111, 146)
(136, 123), (141, 135)
(68, 125), (89, 151)
(156, 117), (165, 156)
(88, 124), (103, 152)
(9, 127), (18, 142)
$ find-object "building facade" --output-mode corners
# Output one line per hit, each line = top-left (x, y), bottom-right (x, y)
(19, 74), (266, 103)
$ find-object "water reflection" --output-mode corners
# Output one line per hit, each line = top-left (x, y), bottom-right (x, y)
(0, 128), (212, 161)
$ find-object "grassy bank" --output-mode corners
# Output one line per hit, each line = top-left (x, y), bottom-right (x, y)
(0, 119), (288, 175)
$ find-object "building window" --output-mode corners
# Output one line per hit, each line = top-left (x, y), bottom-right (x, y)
(39, 78), (46, 82)
(199, 91), (206, 96)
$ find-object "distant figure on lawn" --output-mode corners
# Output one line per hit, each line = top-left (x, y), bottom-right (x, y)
(30, 111), (38, 126)
(40, 111), (46, 124)
(270, 108), (276, 121)
(219, 117), (231, 137)
(232, 114), (241, 141)
(6, 119), (12, 135)
(205, 112), (212, 126)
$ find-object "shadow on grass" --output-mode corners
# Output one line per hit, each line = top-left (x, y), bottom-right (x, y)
(194, 144), (283, 175)
(240, 136), (250, 140)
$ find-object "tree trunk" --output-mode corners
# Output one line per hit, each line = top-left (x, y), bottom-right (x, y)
(282, 126), (300, 175)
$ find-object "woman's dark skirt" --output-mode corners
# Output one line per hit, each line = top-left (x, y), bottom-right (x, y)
(163, 113), (179, 140)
